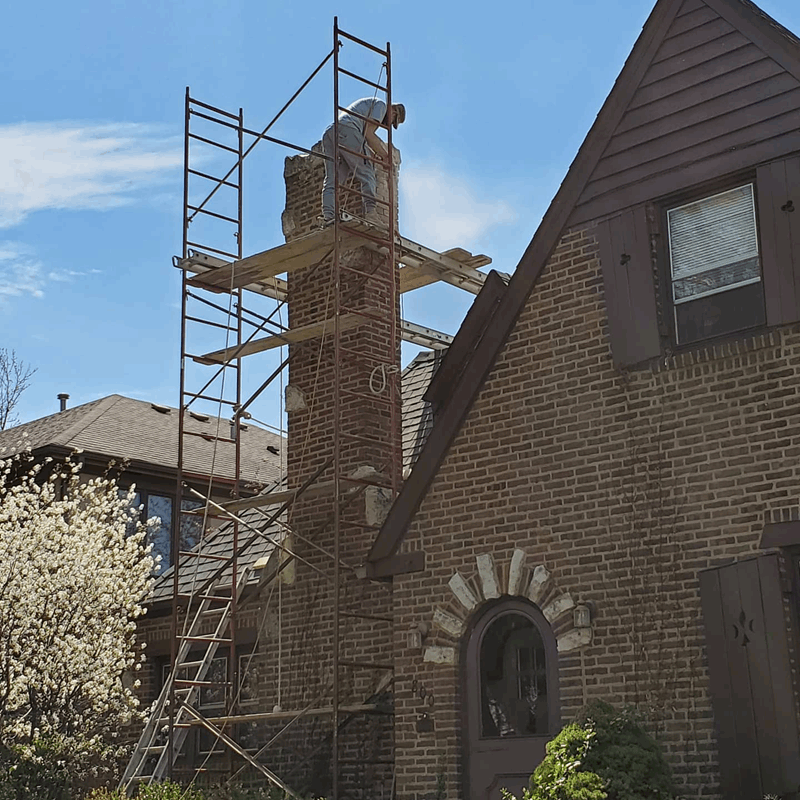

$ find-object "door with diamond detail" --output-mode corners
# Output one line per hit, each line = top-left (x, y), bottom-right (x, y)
(699, 554), (800, 799)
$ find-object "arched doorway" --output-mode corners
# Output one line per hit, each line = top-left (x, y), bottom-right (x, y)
(462, 598), (560, 800)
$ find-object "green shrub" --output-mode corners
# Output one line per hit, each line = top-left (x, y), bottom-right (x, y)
(0, 738), (72, 800)
(577, 701), (676, 800)
(136, 782), (207, 800)
(505, 701), (676, 800)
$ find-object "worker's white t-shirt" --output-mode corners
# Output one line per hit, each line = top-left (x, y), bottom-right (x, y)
(338, 98), (387, 135)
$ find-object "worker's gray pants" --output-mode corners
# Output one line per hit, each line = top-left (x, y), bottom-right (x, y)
(321, 124), (377, 221)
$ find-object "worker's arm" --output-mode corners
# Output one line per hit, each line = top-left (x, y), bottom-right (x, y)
(364, 121), (389, 163)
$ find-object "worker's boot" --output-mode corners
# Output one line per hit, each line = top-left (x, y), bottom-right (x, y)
(364, 208), (387, 230)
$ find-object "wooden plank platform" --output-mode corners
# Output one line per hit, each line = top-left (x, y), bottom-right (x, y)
(194, 313), (366, 364)
(176, 227), (492, 297)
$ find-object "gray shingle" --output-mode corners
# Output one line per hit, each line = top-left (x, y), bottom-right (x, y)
(401, 351), (444, 471)
(0, 395), (283, 486)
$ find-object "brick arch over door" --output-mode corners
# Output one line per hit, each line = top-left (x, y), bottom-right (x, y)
(419, 548), (594, 667)
(460, 597), (560, 800)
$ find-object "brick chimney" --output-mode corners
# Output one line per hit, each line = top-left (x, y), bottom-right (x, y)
(282, 144), (401, 553)
(271, 144), (398, 788)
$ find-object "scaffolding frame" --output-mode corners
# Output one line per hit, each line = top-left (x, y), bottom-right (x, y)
(123, 17), (492, 798)
(161, 20), (400, 798)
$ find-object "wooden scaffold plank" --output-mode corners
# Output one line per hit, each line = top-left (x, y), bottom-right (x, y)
(193, 312), (366, 364)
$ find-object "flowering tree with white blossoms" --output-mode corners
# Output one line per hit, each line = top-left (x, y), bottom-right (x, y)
(0, 452), (155, 750)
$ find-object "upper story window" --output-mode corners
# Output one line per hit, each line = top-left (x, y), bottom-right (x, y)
(120, 488), (203, 575)
(667, 183), (766, 346)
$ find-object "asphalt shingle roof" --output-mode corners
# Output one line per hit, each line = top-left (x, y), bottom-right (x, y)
(0, 395), (283, 487)
(401, 351), (443, 472)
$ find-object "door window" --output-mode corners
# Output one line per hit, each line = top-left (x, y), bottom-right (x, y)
(480, 612), (548, 737)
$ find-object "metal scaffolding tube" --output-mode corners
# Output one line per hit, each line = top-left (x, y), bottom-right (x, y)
(152, 21), (401, 797)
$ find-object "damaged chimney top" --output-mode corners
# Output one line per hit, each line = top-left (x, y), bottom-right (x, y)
(57, 393), (69, 412)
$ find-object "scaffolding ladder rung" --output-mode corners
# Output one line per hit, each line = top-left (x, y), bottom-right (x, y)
(339, 474), (394, 489)
(188, 168), (239, 188)
(188, 132), (239, 154)
(336, 67), (387, 93)
(182, 393), (239, 407)
(177, 635), (232, 644)
(189, 95), (241, 120)
(185, 315), (239, 332)
(176, 593), (231, 603)
(174, 679), (232, 688)
(339, 387), (394, 407)
(183, 429), (237, 445)
(336, 27), (388, 55)
(187, 240), (240, 259)
(340, 610), (393, 623)
(178, 660), (209, 670)
(339, 305), (392, 324)
(187, 205), (240, 225)
(339, 262), (393, 287)
(338, 430), (389, 448)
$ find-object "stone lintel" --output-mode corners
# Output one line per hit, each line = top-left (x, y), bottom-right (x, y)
(508, 548), (526, 596)
(433, 607), (464, 638)
(423, 646), (456, 665)
(557, 627), (593, 652)
(543, 591), (575, 623)
(448, 572), (478, 611)
(476, 553), (500, 599)
(527, 565), (551, 604)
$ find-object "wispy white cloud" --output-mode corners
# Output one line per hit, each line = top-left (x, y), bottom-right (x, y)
(0, 242), (45, 299)
(399, 161), (517, 250)
(0, 122), (182, 228)
(0, 242), (103, 300)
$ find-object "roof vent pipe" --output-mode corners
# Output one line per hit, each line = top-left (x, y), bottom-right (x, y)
(57, 393), (69, 412)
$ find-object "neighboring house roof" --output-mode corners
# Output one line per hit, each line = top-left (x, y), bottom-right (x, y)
(150, 504), (284, 604)
(401, 350), (445, 472)
(151, 350), (446, 601)
(0, 395), (283, 487)
(366, 0), (800, 567)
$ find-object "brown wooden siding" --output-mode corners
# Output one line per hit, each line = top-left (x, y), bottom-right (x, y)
(569, 0), (800, 226)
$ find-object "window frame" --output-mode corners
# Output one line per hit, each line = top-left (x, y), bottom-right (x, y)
(657, 171), (768, 350)
(118, 485), (204, 574)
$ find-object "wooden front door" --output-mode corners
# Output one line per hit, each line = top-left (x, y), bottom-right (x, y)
(463, 598), (560, 800)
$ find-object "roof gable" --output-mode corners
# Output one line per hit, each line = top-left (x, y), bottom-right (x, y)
(367, 0), (800, 569)
(571, 0), (800, 224)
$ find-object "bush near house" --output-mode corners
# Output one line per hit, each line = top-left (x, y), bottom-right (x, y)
(505, 700), (677, 800)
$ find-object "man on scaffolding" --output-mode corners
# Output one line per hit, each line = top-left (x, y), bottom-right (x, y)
(321, 97), (405, 228)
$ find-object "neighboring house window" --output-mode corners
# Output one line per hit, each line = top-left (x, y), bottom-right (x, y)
(160, 649), (257, 759)
(120, 489), (203, 574)
(667, 183), (766, 346)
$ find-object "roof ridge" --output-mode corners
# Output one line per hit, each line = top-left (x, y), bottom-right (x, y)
(54, 394), (125, 449)
(708, 0), (800, 84)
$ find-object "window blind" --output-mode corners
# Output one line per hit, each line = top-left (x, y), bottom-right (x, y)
(668, 184), (761, 303)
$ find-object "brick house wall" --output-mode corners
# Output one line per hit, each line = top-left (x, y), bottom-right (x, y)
(391, 219), (800, 800)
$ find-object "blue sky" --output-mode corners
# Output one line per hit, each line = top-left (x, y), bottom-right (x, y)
(4, 0), (799, 431)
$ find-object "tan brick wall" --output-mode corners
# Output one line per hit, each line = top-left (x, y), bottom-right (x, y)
(392, 222), (800, 800)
